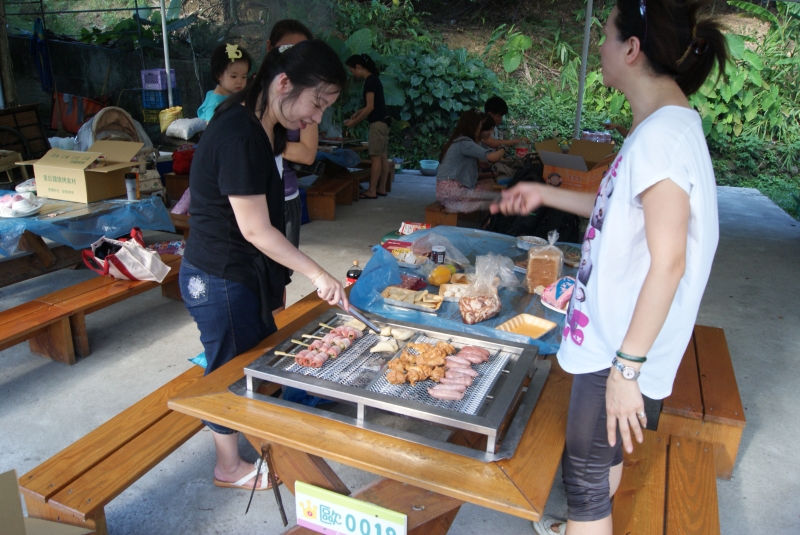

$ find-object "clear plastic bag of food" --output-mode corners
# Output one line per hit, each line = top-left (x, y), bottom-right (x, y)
(526, 230), (563, 293)
(410, 233), (470, 268)
(458, 253), (518, 324)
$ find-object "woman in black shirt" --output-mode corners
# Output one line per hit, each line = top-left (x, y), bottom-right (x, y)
(344, 54), (391, 199)
(180, 40), (348, 491)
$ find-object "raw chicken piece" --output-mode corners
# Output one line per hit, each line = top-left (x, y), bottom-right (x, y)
(386, 370), (407, 384)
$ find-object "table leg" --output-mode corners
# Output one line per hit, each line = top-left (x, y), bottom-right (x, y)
(18, 231), (57, 268)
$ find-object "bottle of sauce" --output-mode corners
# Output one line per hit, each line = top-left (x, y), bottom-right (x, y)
(345, 260), (362, 287)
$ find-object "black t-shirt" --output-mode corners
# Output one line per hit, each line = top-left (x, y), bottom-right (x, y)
(363, 74), (390, 126)
(184, 105), (287, 300)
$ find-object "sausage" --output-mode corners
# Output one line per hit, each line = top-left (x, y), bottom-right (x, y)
(460, 346), (490, 358)
(427, 388), (464, 401)
(445, 367), (478, 378)
(445, 355), (472, 366)
(431, 383), (467, 393)
(456, 352), (485, 364)
(440, 375), (473, 386)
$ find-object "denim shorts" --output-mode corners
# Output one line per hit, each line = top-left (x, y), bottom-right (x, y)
(180, 260), (277, 434)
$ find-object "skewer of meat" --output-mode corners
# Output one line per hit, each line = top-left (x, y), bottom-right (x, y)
(294, 349), (310, 366)
(308, 352), (328, 368)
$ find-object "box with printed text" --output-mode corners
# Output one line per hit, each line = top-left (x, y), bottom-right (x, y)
(535, 139), (617, 193)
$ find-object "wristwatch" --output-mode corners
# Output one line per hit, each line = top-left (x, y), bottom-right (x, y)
(612, 357), (640, 381)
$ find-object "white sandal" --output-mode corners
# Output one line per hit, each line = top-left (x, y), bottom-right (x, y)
(213, 462), (272, 490)
(532, 516), (567, 535)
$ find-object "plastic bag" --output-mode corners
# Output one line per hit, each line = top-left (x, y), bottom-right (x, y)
(159, 106), (183, 133)
(410, 231), (470, 268)
(165, 118), (207, 140)
(526, 230), (563, 293)
(458, 253), (518, 324)
(350, 246), (402, 309)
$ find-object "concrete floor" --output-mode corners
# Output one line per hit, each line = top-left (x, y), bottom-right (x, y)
(1, 176), (798, 534)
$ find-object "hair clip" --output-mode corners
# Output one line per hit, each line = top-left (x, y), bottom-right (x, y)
(278, 44), (294, 54)
(226, 44), (242, 62)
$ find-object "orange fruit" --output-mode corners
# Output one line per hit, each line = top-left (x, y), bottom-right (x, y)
(428, 265), (452, 286)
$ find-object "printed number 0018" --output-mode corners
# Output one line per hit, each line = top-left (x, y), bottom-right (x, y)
(344, 514), (397, 535)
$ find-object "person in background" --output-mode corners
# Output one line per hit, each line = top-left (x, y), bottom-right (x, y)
(265, 19), (316, 314)
(180, 39), (348, 492)
(344, 54), (391, 199)
(197, 43), (252, 121)
(481, 95), (530, 149)
(436, 110), (506, 213)
(491, 1), (728, 534)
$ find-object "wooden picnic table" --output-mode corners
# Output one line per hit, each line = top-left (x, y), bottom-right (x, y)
(169, 300), (572, 533)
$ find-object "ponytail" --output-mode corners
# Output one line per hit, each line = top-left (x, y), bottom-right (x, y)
(614, 0), (729, 96)
(215, 39), (347, 155)
(345, 53), (381, 75)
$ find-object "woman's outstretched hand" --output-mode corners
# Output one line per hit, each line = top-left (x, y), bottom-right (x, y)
(606, 370), (646, 453)
(314, 271), (349, 309)
(489, 182), (545, 216)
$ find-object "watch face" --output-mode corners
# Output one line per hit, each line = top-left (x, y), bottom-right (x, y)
(622, 367), (636, 380)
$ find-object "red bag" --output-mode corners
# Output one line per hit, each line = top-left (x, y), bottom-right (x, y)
(172, 144), (195, 175)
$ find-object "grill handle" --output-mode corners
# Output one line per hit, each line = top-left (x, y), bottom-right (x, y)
(338, 301), (381, 334)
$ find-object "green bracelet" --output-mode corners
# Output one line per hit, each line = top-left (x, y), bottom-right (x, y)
(616, 350), (647, 363)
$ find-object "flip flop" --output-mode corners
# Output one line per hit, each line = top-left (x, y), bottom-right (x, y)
(376, 192), (388, 196)
(532, 517), (567, 535)
(359, 193), (377, 200)
(213, 462), (280, 491)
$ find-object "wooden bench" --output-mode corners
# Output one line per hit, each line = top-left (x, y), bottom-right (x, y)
(304, 178), (353, 221)
(658, 325), (745, 480)
(425, 201), (459, 227)
(169, 213), (190, 240)
(0, 255), (183, 365)
(612, 431), (720, 534)
(18, 292), (329, 535)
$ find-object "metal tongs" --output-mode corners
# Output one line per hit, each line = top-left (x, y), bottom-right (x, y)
(337, 301), (381, 334)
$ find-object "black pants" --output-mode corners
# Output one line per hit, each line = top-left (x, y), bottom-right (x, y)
(561, 368), (661, 522)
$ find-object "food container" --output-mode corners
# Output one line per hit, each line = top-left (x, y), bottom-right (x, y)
(431, 245), (446, 264)
(496, 314), (557, 340)
(438, 283), (468, 302)
(516, 236), (548, 251)
(381, 286), (443, 312)
(420, 160), (439, 176)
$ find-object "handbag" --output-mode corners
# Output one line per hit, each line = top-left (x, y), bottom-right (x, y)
(82, 228), (171, 283)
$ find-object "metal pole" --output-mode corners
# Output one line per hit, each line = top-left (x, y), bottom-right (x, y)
(159, 0), (173, 107)
(134, 0), (145, 72)
(573, 0), (593, 139)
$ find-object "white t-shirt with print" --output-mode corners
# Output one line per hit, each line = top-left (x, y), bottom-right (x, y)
(557, 106), (719, 399)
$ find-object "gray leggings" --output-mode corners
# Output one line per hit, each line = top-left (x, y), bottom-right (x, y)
(561, 368), (662, 522)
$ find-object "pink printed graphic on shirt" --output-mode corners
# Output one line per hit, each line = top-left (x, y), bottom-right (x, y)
(563, 154), (622, 347)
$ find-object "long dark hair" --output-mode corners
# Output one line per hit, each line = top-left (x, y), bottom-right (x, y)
(440, 110), (493, 161)
(614, 0), (728, 96)
(345, 54), (380, 75)
(268, 19), (313, 46)
(215, 39), (347, 155)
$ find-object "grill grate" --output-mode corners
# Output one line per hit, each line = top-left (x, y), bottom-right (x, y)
(366, 334), (511, 415)
(266, 320), (511, 416)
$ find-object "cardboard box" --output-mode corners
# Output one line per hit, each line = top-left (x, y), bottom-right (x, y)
(535, 139), (617, 192)
(0, 470), (92, 535)
(19, 140), (143, 203)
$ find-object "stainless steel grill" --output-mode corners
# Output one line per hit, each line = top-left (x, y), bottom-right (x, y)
(236, 311), (549, 461)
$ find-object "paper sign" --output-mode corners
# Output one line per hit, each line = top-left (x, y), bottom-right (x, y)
(295, 481), (407, 535)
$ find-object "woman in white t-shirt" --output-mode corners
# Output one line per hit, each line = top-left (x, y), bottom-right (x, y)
(492, 2), (728, 534)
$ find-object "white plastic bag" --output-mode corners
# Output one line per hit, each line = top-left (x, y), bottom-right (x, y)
(411, 233), (470, 268)
(165, 118), (207, 140)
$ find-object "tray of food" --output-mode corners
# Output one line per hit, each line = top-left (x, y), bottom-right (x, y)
(381, 286), (443, 312)
(238, 311), (545, 458)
